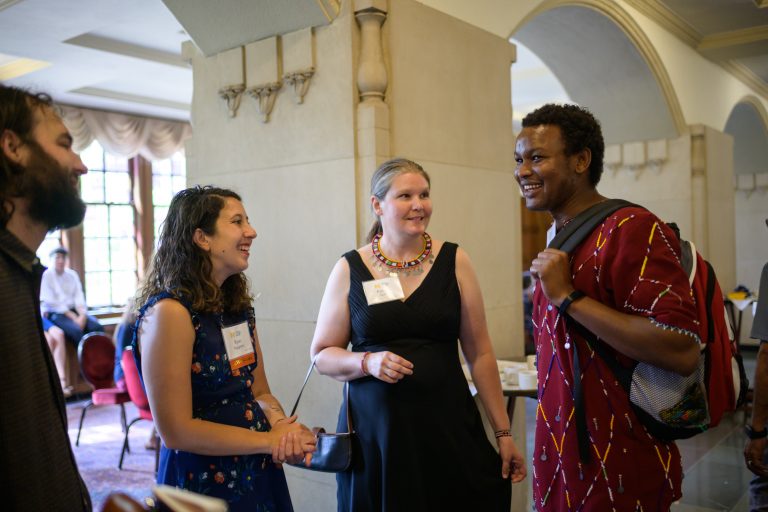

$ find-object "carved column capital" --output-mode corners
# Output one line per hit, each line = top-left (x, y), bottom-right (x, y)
(218, 85), (245, 118)
(284, 68), (315, 104)
(355, 1), (388, 103)
(247, 82), (282, 123)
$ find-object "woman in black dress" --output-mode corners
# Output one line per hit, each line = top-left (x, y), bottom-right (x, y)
(310, 158), (526, 511)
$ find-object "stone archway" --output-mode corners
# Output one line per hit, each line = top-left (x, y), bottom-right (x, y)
(725, 97), (768, 301)
(511, 0), (685, 144)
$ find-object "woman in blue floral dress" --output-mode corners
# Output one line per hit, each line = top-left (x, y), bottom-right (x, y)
(133, 186), (316, 511)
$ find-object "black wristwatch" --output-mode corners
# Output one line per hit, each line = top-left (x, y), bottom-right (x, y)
(558, 290), (585, 317)
(746, 425), (768, 440)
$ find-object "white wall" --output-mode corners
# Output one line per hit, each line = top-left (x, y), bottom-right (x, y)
(598, 128), (736, 292)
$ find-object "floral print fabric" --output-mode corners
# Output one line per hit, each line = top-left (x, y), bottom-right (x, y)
(134, 292), (293, 512)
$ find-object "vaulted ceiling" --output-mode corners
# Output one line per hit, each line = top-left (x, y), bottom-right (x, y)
(1, 0), (767, 123)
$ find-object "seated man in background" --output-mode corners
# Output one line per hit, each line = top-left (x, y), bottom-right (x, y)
(40, 246), (103, 345)
(42, 315), (71, 396)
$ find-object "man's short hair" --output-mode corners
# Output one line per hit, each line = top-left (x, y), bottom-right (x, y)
(0, 83), (54, 228)
(50, 247), (68, 258)
(522, 103), (605, 187)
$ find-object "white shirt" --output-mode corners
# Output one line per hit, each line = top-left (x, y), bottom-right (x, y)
(40, 268), (86, 314)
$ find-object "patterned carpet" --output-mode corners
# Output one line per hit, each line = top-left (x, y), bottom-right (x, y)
(66, 396), (156, 511)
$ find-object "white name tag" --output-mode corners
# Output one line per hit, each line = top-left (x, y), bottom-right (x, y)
(362, 275), (405, 305)
(221, 321), (256, 371)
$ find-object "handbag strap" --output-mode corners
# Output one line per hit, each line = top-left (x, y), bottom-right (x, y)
(289, 356), (353, 434)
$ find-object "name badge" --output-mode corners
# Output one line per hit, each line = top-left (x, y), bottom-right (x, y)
(221, 321), (256, 371)
(362, 275), (405, 305)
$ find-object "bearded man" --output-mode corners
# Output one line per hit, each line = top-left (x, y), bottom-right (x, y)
(0, 83), (91, 511)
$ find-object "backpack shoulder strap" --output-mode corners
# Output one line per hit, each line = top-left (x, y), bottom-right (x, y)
(549, 199), (637, 254)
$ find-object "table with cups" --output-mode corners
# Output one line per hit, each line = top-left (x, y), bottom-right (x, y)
(462, 356), (538, 425)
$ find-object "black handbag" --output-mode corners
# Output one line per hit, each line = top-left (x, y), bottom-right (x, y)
(287, 359), (354, 473)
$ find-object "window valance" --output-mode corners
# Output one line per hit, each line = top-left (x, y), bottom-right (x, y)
(60, 106), (191, 161)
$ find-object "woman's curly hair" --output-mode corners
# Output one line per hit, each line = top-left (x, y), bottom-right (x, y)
(136, 185), (252, 314)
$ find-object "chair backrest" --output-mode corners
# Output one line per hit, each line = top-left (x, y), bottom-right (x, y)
(78, 332), (116, 389)
(121, 347), (150, 413)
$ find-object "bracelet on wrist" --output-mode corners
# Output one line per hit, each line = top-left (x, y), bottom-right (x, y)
(494, 429), (512, 439)
(361, 351), (371, 376)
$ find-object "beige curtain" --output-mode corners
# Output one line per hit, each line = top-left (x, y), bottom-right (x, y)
(60, 106), (191, 160)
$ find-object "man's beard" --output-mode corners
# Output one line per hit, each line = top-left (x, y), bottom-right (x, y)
(17, 141), (86, 231)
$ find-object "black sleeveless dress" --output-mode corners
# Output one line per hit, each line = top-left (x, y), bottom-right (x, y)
(337, 243), (511, 512)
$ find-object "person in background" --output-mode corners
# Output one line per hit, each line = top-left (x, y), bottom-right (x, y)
(0, 83), (91, 510)
(311, 158), (525, 512)
(133, 185), (315, 511)
(516, 103), (700, 511)
(43, 315), (71, 396)
(113, 298), (137, 389)
(745, 226), (768, 511)
(40, 246), (103, 345)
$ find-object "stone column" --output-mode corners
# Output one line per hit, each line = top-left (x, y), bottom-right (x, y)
(354, 0), (390, 243)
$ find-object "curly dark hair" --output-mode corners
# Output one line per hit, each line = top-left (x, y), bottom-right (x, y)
(0, 84), (53, 228)
(136, 185), (252, 314)
(521, 103), (605, 186)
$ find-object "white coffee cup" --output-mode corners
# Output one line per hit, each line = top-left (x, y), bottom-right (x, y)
(526, 355), (537, 371)
(518, 370), (538, 389)
(502, 367), (518, 386)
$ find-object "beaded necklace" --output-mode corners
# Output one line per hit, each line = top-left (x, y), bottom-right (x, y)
(371, 232), (434, 276)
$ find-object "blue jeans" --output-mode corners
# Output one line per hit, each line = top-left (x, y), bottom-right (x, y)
(751, 447), (768, 511)
(48, 312), (103, 346)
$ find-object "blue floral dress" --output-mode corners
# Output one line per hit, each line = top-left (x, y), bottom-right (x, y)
(133, 292), (293, 512)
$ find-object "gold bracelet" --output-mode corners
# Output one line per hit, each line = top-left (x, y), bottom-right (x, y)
(494, 429), (512, 438)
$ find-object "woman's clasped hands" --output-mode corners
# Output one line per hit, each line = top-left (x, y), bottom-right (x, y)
(270, 415), (317, 466)
(363, 351), (414, 384)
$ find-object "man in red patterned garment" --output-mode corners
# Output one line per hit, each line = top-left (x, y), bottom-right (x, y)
(515, 103), (701, 511)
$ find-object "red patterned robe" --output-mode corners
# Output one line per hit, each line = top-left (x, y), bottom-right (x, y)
(531, 206), (700, 512)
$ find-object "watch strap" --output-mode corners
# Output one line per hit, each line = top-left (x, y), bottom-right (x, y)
(746, 425), (768, 439)
(558, 290), (585, 317)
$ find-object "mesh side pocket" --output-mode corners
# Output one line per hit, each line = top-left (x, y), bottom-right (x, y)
(629, 352), (709, 428)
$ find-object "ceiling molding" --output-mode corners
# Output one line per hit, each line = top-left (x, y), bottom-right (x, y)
(512, 0), (687, 136)
(69, 87), (190, 112)
(64, 34), (188, 68)
(734, 94), (768, 135)
(0, 0), (21, 13)
(719, 60), (768, 99)
(623, 0), (700, 47)
(698, 25), (768, 51)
